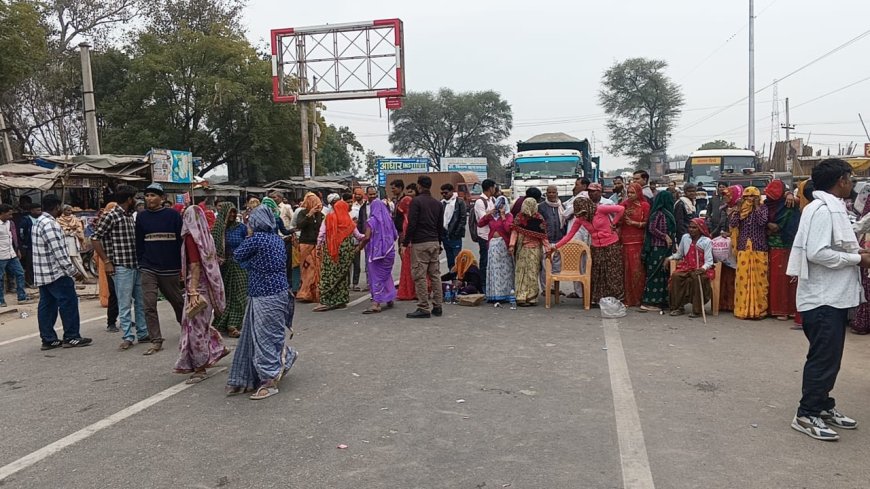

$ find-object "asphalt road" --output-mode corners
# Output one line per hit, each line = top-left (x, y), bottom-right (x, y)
(2, 258), (870, 488)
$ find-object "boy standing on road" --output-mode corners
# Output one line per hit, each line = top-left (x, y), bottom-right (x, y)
(92, 185), (149, 350)
(0, 204), (33, 306)
(787, 158), (868, 441)
(135, 183), (184, 355)
(33, 194), (91, 350)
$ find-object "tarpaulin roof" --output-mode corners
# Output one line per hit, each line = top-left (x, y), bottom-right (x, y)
(0, 174), (57, 190)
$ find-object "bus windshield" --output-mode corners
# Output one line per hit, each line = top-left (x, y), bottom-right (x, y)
(688, 155), (757, 186)
(514, 155), (579, 179)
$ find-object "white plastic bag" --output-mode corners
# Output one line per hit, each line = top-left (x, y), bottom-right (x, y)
(711, 236), (736, 268)
(599, 297), (626, 318)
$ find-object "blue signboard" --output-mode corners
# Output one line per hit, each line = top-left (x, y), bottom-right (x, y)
(376, 158), (430, 187)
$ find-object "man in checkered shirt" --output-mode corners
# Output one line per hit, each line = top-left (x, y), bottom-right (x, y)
(91, 185), (148, 350)
(33, 194), (92, 350)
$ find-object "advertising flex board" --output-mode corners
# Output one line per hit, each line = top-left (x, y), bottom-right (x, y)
(151, 148), (194, 184)
(376, 158), (430, 187)
(439, 157), (488, 181)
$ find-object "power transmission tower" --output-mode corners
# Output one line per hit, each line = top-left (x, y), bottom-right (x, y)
(770, 79), (781, 146)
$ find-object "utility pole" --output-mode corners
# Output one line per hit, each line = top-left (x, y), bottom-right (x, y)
(781, 97), (794, 141)
(79, 43), (101, 155)
(0, 112), (13, 163)
(310, 76), (318, 178)
(297, 38), (310, 179)
(748, 0), (756, 152)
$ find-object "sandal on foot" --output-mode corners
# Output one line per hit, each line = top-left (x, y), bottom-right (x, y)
(227, 328), (241, 338)
(250, 386), (279, 400)
(186, 372), (208, 384)
(669, 310), (684, 316)
(362, 307), (381, 314)
(143, 343), (163, 356)
(119, 340), (134, 350)
(312, 305), (332, 312)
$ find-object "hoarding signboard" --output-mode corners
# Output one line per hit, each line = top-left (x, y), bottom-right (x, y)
(151, 148), (194, 184)
(440, 157), (488, 181)
(376, 158), (430, 187)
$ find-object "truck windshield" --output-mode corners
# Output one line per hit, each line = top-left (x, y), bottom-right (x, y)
(514, 155), (579, 178)
(470, 183), (482, 196)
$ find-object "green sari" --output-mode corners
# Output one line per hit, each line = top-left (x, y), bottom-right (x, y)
(318, 237), (355, 307)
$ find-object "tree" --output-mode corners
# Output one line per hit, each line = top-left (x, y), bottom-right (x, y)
(599, 58), (684, 169)
(389, 88), (513, 170)
(698, 140), (738, 150)
(317, 124), (363, 175)
(0, 1), (47, 95)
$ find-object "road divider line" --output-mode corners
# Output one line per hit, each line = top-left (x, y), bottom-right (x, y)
(0, 367), (227, 482)
(602, 318), (656, 489)
(0, 315), (107, 347)
(346, 257), (447, 309)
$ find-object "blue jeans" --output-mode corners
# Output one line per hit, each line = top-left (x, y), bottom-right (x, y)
(38, 276), (81, 343)
(443, 238), (462, 270)
(114, 266), (148, 342)
(0, 257), (28, 304)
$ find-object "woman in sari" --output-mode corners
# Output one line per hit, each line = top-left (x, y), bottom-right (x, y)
(358, 199), (398, 314)
(640, 191), (676, 312)
(765, 180), (800, 322)
(729, 186), (769, 319)
(396, 192), (417, 301)
(174, 206), (230, 384)
(510, 198), (549, 306)
(620, 183), (650, 307)
(442, 249), (483, 295)
(227, 206), (298, 399)
(554, 197), (625, 304)
(58, 205), (91, 280)
(243, 196), (260, 224)
(479, 195), (515, 302)
(717, 185), (743, 312)
(314, 200), (356, 311)
(852, 201), (870, 335)
(296, 193), (323, 303)
(211, 202), (248, 338)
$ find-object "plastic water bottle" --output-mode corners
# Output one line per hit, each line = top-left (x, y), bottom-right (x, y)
(509, 289), (517, 310)
(445, 285), (453, 304)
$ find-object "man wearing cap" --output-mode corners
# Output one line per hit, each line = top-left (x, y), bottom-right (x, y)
(134, 183), (184, 355)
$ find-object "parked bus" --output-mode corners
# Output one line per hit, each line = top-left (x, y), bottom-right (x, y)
(684, 149), (758, 189)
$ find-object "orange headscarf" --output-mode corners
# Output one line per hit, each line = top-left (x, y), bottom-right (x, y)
(325, 200), (355, 260)
(301, 192), (321, 211)
(621, 182), (644, 218)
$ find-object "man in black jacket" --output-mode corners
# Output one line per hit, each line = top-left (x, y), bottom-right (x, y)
(404, 175), (444, 319)
(440, 183), (466, 270)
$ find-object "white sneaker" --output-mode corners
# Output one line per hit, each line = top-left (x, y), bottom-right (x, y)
(820, 408), (857, 430)
(791, 415), (839, 441)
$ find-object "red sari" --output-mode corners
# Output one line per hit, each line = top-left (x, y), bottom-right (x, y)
(620, 186), (650, 307)
(396, 197), (416, 300)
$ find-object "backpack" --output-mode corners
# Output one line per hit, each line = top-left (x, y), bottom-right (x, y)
(468, 198), (489, 243)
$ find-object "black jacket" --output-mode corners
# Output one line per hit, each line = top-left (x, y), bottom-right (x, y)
(442, 197), (467, 241)
(403, 190), (444, 245)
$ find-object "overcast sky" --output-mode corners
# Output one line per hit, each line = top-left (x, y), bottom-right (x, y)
(244, 0), (870, 172)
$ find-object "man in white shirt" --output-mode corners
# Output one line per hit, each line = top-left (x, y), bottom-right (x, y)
(473, 179), (497, 288)
(787, 158), (870, 441)
(0, 204), (32, 306)
(632, 170), (655, 202)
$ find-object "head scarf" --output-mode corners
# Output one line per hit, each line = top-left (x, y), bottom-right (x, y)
(493, 195), (508, 220)
(764, 180), (784, 201)
(452, 249), (477, 280)
(588, 183), (603, 191)
(573, 197), (596, 220)
(57, 205), (81, 234)
(181, 206), (226, 314)
(327, 193), (340, 205)
(364, 199), (398, 261)
(740, 186), (761, 220)
(301, 192), (321, 211)
(247, 197), (261, 209)
(325, 200), (356, 260)
(211, 201), (238, 258)
(691, 217), (711, 238)
(797, 180), (813, 211)
(353, 188), (365, 202)
(726, 185), (744, 208)
(248, 205), (277, 234)
(172, 203), (185, 213)
(643, 191), (676, 257)
(197, 201), (216, 230)
(261, 197), (280, 217)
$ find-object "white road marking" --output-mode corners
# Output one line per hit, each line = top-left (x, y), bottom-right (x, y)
(0, 315), (107, 347)
(602, 318), (656, 489)
(0, 367), (227, 482)
(346, 257), (447, 308)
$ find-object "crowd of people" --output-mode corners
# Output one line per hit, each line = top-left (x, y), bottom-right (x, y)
(14, 157), (870, 430)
